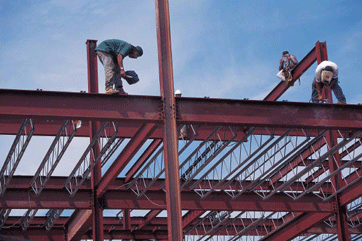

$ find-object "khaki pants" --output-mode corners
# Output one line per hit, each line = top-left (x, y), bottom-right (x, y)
(96, 51), (123, 91)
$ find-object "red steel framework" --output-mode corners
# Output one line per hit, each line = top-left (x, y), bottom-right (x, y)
(1, 1), (362, 241)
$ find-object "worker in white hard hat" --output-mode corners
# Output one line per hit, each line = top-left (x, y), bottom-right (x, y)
(311, 60), (346, 104)
(175, 90), (187, 138)
(175, 89), (182, 97)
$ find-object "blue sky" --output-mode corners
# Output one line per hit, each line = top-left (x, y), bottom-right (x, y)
(0, 0), (362, 223)
(1, 0), (362, 103)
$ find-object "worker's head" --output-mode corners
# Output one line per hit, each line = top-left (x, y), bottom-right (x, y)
(175, 89), (182, 97)
(282, 51), (289, 56)
(135, 46), (143, 57)
(321, 66), (333, 83)
(129, 46), (143, 59)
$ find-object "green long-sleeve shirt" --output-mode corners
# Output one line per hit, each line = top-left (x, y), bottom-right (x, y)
(95, 39), (133, 57)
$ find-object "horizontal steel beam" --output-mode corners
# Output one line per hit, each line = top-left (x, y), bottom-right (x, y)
(0, 119), (329, 143)
(260, 212), (332, 241)
(0, 188), (333, 212)
(0, 89), (162, 122)
(4, 176), (335, 193)
(3, 215), (362, 235)
(0, 230), (66, 241)
(1, 89), (362, 129)
(0, 229), (168, 241)
(177, 97), (362, 129)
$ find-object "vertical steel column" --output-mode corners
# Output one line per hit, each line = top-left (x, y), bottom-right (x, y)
(86, 39), (104, 241)
(123, 209), (131, 230)
(326, 131), (351, 241)
(315, 41), (333, 103)
(316, 41), (351, 240)
(155, 1), (183, 240)
(315, 41), (328, 64)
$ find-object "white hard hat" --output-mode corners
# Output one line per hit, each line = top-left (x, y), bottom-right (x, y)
(175, 89), (182, 95)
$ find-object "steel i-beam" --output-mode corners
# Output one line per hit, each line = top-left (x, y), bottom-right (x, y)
(155, 0), (183, 240)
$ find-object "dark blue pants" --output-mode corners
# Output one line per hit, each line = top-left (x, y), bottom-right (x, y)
(311, 78), (346, 103)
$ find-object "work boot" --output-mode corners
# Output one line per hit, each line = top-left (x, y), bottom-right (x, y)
(105, 88), (120, 94)
(117, 87), (128, 95)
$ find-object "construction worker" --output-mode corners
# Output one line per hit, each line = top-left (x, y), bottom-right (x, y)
(175, 90), (187, 139)
(95, 39), (143, 95)
(277, 51), (298, 84)
(311, 60), (346, 104)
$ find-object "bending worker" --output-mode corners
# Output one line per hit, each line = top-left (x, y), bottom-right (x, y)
(95, 39), (143, 95)
(311, 60), (346, 104)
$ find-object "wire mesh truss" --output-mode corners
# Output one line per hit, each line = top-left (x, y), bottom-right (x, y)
(1, 120), (361, 239)
(24, 121), (77, 232)
(128, 125), (362, 205)
(20, 209), (37, 231)
(0, 209), (10, 229)
(0, 109), (361, 238)
(0, 119), (34, 195)
(127, 124), (200, 196)
(40, 121), (124, 230)
(183, 211), (297, 241)
(44, 209), (63, 231)
(346, 197), (362, 229)
(30, 120), (78, 195)
(293, 233), (362, 241)
(128, 125), (239, 196)
(122, 124), (362, 240)
(64, 121), (123, 196)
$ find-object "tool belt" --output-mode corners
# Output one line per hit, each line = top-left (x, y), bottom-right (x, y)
(282, 67), (293, 86)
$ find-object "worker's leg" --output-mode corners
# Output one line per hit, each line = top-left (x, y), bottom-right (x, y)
(113, 64), (124, 91)
(276, 70), (285, 80)
(331, 82), (346, 103)
(311, 78), (319, 103)
(96, 51), (117, 91)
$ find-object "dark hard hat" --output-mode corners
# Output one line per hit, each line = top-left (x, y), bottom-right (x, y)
(282, 51), (289, 55)
(135, 46), (143, 57)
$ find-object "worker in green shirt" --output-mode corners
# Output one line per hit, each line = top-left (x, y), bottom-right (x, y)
(95, 39), (143, 94)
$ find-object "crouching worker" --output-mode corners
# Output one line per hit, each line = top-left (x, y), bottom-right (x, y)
(277, 50), (298, 85)
(95, 39), (143, 95)
(311, 60), (346, 104)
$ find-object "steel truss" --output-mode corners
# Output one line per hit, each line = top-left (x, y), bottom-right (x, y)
(0, 10), (361, 241)
(64, 121), (120, 196)
(0, 119), (34, 195)
(1, 114), (361, 241)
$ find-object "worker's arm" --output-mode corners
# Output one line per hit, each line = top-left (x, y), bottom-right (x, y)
(279, 61), (283, 71)
(328, 78), (338, 88)
(279, 62), (283, 71)
(290, 55), (298, 65)
(316, 82), (323, 100)
(117, 54), (126, 78)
